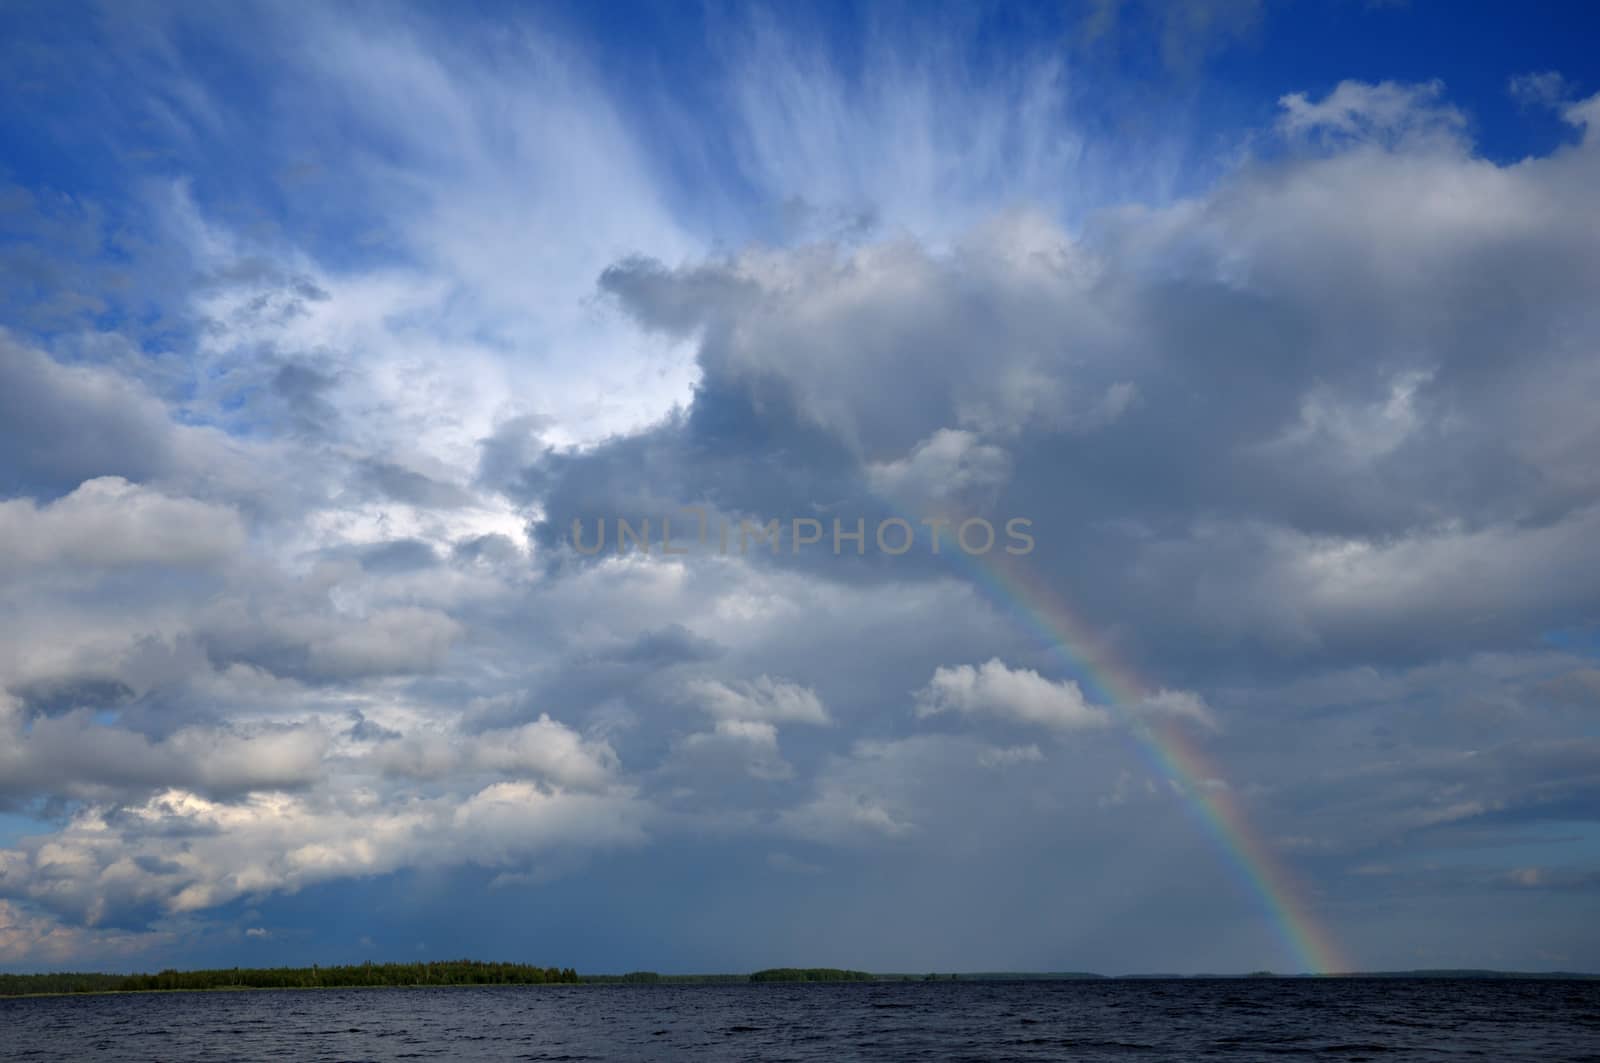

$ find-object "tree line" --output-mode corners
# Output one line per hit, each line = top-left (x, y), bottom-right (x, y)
(748, 968), (875, 982)
(1, 961), (901, 996)
(0, 960), (579, 996)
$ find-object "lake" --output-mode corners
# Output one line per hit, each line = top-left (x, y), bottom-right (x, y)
(3, 978), (1597, 1061)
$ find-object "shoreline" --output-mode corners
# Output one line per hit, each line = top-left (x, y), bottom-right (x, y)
(7, 970), (1598, 1001)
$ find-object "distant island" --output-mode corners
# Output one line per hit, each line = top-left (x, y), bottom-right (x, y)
(580, 968), (873, 984)
(2, 962), (1595, 997)
(750, 968), (874, 982)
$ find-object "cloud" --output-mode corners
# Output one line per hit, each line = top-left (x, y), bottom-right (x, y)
(1134, 690), (1217, 728)
(0, 338), (192, 498)
(779, 772), (920, 844)
(0, 477), (245, 569)
(673, 719), (794, 782)
(1508, 71), (1573, 110)
(917, 659), (1110, 730)
(0, 780), (648, 928)
(978, 743), (1045, 768)
(866, 429), (1013, 507)
(0, 700), (328, 803)
(0, 899), (169, 966)
(1278, 80), (1466, 148)
(684, 676), (831, 726)
(720, 19), (1088, 241)
(595, 218), (1133, 461)
(367, 714), (620, 792)
(665, 676), (830, 783)
(302, 607), (464, 681)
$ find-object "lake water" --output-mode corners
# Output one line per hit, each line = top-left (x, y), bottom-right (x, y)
(3, 979), (1597, 1061)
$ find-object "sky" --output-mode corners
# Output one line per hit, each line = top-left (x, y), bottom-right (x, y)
(1, 0), (1599, 975)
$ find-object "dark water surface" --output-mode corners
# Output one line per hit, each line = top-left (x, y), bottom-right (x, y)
(3, 979), (1598, 1061)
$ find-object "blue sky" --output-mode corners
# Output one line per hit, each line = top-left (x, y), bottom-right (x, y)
(2, 0), (1599, 975)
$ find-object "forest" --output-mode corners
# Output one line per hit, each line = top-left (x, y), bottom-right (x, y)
(0, 960), (579, 996)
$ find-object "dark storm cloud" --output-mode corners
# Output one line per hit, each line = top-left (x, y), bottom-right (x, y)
(518, 97), (1600, 681)
(10, 677), (136, 719)
(0, 338), (176, 497)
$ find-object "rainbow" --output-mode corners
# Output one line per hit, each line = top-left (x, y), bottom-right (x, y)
(954, 549), (1348, 976)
